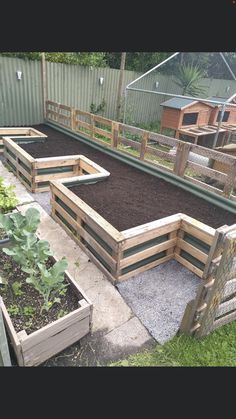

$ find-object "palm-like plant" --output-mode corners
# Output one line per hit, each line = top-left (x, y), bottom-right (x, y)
(174, 63), (206, 97)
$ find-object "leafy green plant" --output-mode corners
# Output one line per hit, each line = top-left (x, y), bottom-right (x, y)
(90, 98), (106, 115)
(57, 309), (68, 319)
(12, 281), (24, 296)
(8, 304), (20, 316)
(174, 63), (206, 97)
(22, 306), (36, 317)
(0, 177), (18, 214)
(0, 208), (69, 313)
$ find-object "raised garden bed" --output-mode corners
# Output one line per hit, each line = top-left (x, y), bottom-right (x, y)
(0, 208), (93, 367)
(3, 136), (109, 192)
(0, 127), (47, 153)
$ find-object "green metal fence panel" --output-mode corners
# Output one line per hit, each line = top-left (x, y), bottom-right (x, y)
(0, 56), (44, 126)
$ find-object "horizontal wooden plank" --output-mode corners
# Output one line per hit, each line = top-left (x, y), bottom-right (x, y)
(118, 254), (173, 282)
(34, 157), (80, 169)
(223, 278), (236, 298)
(94, 127), (112, 139)
(4, 151), (32, 182)
(75, 109), (92, 118)
(23, 316), (90, 366)
(119, 123), (144, 136)
(145, 146), (176, 162)
(122, 214), (182, 239)
(75, 120), (91, 130)
(187, 161), (228, 183)
(35, 171), (76, 183)
(148, 132), (180, 147)
(213, 310), (236, 330)
(94, 115), (112, 126)
(216, 296), (236, 317)
(190, 143), (236, 164)
(177, 238), (208, 264)
(119, 136), (141, 151)
(59, 104), (71, 112)
(174, 253), (203, 278)
(120, 238), (177, 269)
(47, 110), (59, 119)
(184, 175), (224, 196)
(181, 215), (215, 246)
(80, 155), (110, 176)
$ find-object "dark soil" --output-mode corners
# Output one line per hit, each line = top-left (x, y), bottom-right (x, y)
(20, 124), (236, 230)
(0, 251), (81, 335)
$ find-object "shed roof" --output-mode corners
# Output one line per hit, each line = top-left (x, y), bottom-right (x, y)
(160, 97), (196, 110)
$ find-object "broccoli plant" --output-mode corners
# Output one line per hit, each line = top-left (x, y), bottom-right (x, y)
(0, 176), (18, 214)
(0, 208), (69, 313)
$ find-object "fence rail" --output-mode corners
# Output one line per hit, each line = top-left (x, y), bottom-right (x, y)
(46, 100), (236, 201)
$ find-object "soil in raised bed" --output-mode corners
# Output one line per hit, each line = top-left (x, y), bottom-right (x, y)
(20, 124), (236, 230)
(0, 250), (81, 335)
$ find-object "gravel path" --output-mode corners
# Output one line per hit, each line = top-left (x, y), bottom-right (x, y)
(117, 259), (200, 344)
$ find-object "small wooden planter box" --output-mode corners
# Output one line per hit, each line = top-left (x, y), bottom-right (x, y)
(0, 127), (47, 153)
(0, 263), (93, 367)
(3, 137), (109, 192)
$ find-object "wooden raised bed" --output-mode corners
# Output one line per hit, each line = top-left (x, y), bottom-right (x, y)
(0, 263), (93, 367)
(50, 179), (216, 283)
(50, 178), (236, 338)
(3, 137), (110, 192)
(0, 127), (47, 153)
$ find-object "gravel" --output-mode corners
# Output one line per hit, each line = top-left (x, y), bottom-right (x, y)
(117, 259), (200, 344)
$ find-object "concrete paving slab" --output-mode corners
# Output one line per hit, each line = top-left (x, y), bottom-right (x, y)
(18, 202), (134, 336)
(117, 259), (200, 344)
(0, 160), (34, 206)
(43, 317), (155, 366)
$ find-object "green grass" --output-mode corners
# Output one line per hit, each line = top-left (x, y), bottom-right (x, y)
(110, 322), (236, 367)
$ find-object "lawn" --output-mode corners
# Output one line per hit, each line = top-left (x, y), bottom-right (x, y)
(111, 322), (236, 367)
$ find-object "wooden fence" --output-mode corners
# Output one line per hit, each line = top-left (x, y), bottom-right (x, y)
(46, 100), (236, 202)
(180, 224), (236, 337)
(3, 137), (109, 193)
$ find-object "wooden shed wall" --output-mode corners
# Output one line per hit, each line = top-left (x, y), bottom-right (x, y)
(161, 103), (213, 132)
(209, 106), (236, 125)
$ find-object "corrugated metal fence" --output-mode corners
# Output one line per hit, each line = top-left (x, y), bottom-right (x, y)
(1, 56), (236, 127)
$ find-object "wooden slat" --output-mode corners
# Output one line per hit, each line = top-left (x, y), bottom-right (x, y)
(181, 215), (215, 246)
(119, 123), (144, 136)
(174, 253), (203, 278)
(177, 238), (208, 264)
(174, 142), (191, 177)
(184, 175), (224, 196)
(94, 114), (112, 126)
(35, 171), (76, 183)
(50, 181), (124, 245)
(213, 310), (236, 330)
(3, 138), (34, 164)
(190, 143), (236, 164)
(121, 214), (182, 250)
(145, 146), (175, 162)
(75, 120), (91, 130)
(59, 104), (71, 112)
(223, 278), (236, 299)
(52, 200), (116, 270)
(119, 136), (141, 151)
(223, 161), (236, 197)
(187, 161), (228, 183)
(34, 157), (80, 169)
(79, 155), (110, 176)
(94, 126), (112, 139)
(148, 132), (180, 147)
(118, 254), (173, 282)
(75, 109), (92, 118)
(120, 238), (177, 269)
(216, 296), (236, 317)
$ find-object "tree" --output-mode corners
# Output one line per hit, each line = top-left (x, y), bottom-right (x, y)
(0, 52), (107, 67)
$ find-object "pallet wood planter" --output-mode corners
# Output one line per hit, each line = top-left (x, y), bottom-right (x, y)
(50, 179), (236, 337)
(46, 100), (236, 201)
(0, 127), (47, 153)
(0, 257), (93, 367)
(50, 178), (216, 283)
(3, 137), (110, 192)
